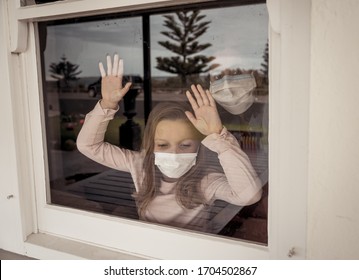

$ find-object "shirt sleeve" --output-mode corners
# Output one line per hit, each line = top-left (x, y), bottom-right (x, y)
(201, 127), (263, 206)
(76, 101), (139, 173)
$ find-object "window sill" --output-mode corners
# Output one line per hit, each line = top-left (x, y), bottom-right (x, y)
(24, 233), (148, 260)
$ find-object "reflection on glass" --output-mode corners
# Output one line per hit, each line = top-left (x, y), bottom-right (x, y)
(40, 2), (268, 245)
(42, 17), (143, 218)
(155, 10), (218, 90)
(151, 4), (268, 243)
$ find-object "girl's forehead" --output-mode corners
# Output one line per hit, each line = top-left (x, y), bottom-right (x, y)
(155, 119), (198, 141)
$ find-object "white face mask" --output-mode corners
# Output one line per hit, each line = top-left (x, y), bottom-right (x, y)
(154, 152), (197, 179)
(210, 73), (256, 115)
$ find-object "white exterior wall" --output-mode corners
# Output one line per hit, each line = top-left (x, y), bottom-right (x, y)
(307, 0), (359, 259)
(0, 1), (26, 255)
(0, 0), (358, 259)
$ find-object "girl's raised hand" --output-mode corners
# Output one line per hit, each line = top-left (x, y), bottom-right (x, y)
(185, 84), (223, 136)
(99, 54), (132, 109)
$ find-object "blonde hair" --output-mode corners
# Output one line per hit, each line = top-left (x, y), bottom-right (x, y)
(134, 102), (207, 219)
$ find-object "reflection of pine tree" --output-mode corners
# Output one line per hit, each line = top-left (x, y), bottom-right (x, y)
(49, 55), (82, 89)
(261, 41), (269, 84)
(156, 10), (219, 87)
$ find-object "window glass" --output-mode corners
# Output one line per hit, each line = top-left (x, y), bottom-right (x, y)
(40, 2), (268, 244)
(150, 4), (268, 243)
(42, 17), (143, 218)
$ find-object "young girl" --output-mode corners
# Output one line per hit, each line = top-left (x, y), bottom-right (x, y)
(77, 54), (262, 233)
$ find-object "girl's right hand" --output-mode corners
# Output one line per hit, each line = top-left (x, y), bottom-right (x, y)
(99, 54), (132, 109)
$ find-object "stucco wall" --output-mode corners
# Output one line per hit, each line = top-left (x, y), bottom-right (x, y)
(308, 0), (359, 259)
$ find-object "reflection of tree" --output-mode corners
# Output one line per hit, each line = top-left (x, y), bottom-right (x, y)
(49, 55), (82, 90)
(156, 10), (219, 88)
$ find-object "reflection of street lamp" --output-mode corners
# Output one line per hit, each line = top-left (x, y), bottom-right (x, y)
(119, 85), (142, 151)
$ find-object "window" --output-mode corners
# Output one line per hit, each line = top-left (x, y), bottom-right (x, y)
(39, 1), (269, 245)
(42, 16), (144, 220)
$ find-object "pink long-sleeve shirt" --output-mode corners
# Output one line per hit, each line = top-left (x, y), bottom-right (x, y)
(77, 102), (262, 232)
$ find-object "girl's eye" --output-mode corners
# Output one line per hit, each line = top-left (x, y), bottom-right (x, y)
(157, 144), (168, 148)
(180, 144), (191, 149)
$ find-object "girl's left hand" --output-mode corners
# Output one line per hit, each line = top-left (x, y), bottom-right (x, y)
(185, 84), (223, 136)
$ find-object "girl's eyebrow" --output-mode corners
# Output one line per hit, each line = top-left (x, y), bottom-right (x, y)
(155, 139), (196, 143)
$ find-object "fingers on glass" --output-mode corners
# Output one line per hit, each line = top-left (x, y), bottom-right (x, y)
(206, 89), (216, 107)
(117, 59), (124, 78)
(106, 55), (112, 76)
(112, 54), (119, 76)
(186, 90), (199, 110)
(190, 84), (213, 107)
(99, 62), (106, 78)
(191, 84), (204, 106)
(122, 82), (132, 93)
(99, 54), (124, 78)
(197, 84), (210, 105)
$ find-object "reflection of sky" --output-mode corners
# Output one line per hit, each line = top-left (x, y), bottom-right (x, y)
(44, 4), (268, 78)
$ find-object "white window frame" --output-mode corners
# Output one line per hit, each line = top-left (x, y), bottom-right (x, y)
(9, 0), (310, 259)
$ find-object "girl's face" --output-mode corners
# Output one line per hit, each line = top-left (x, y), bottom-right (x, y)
(154, 119), (201, 153)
